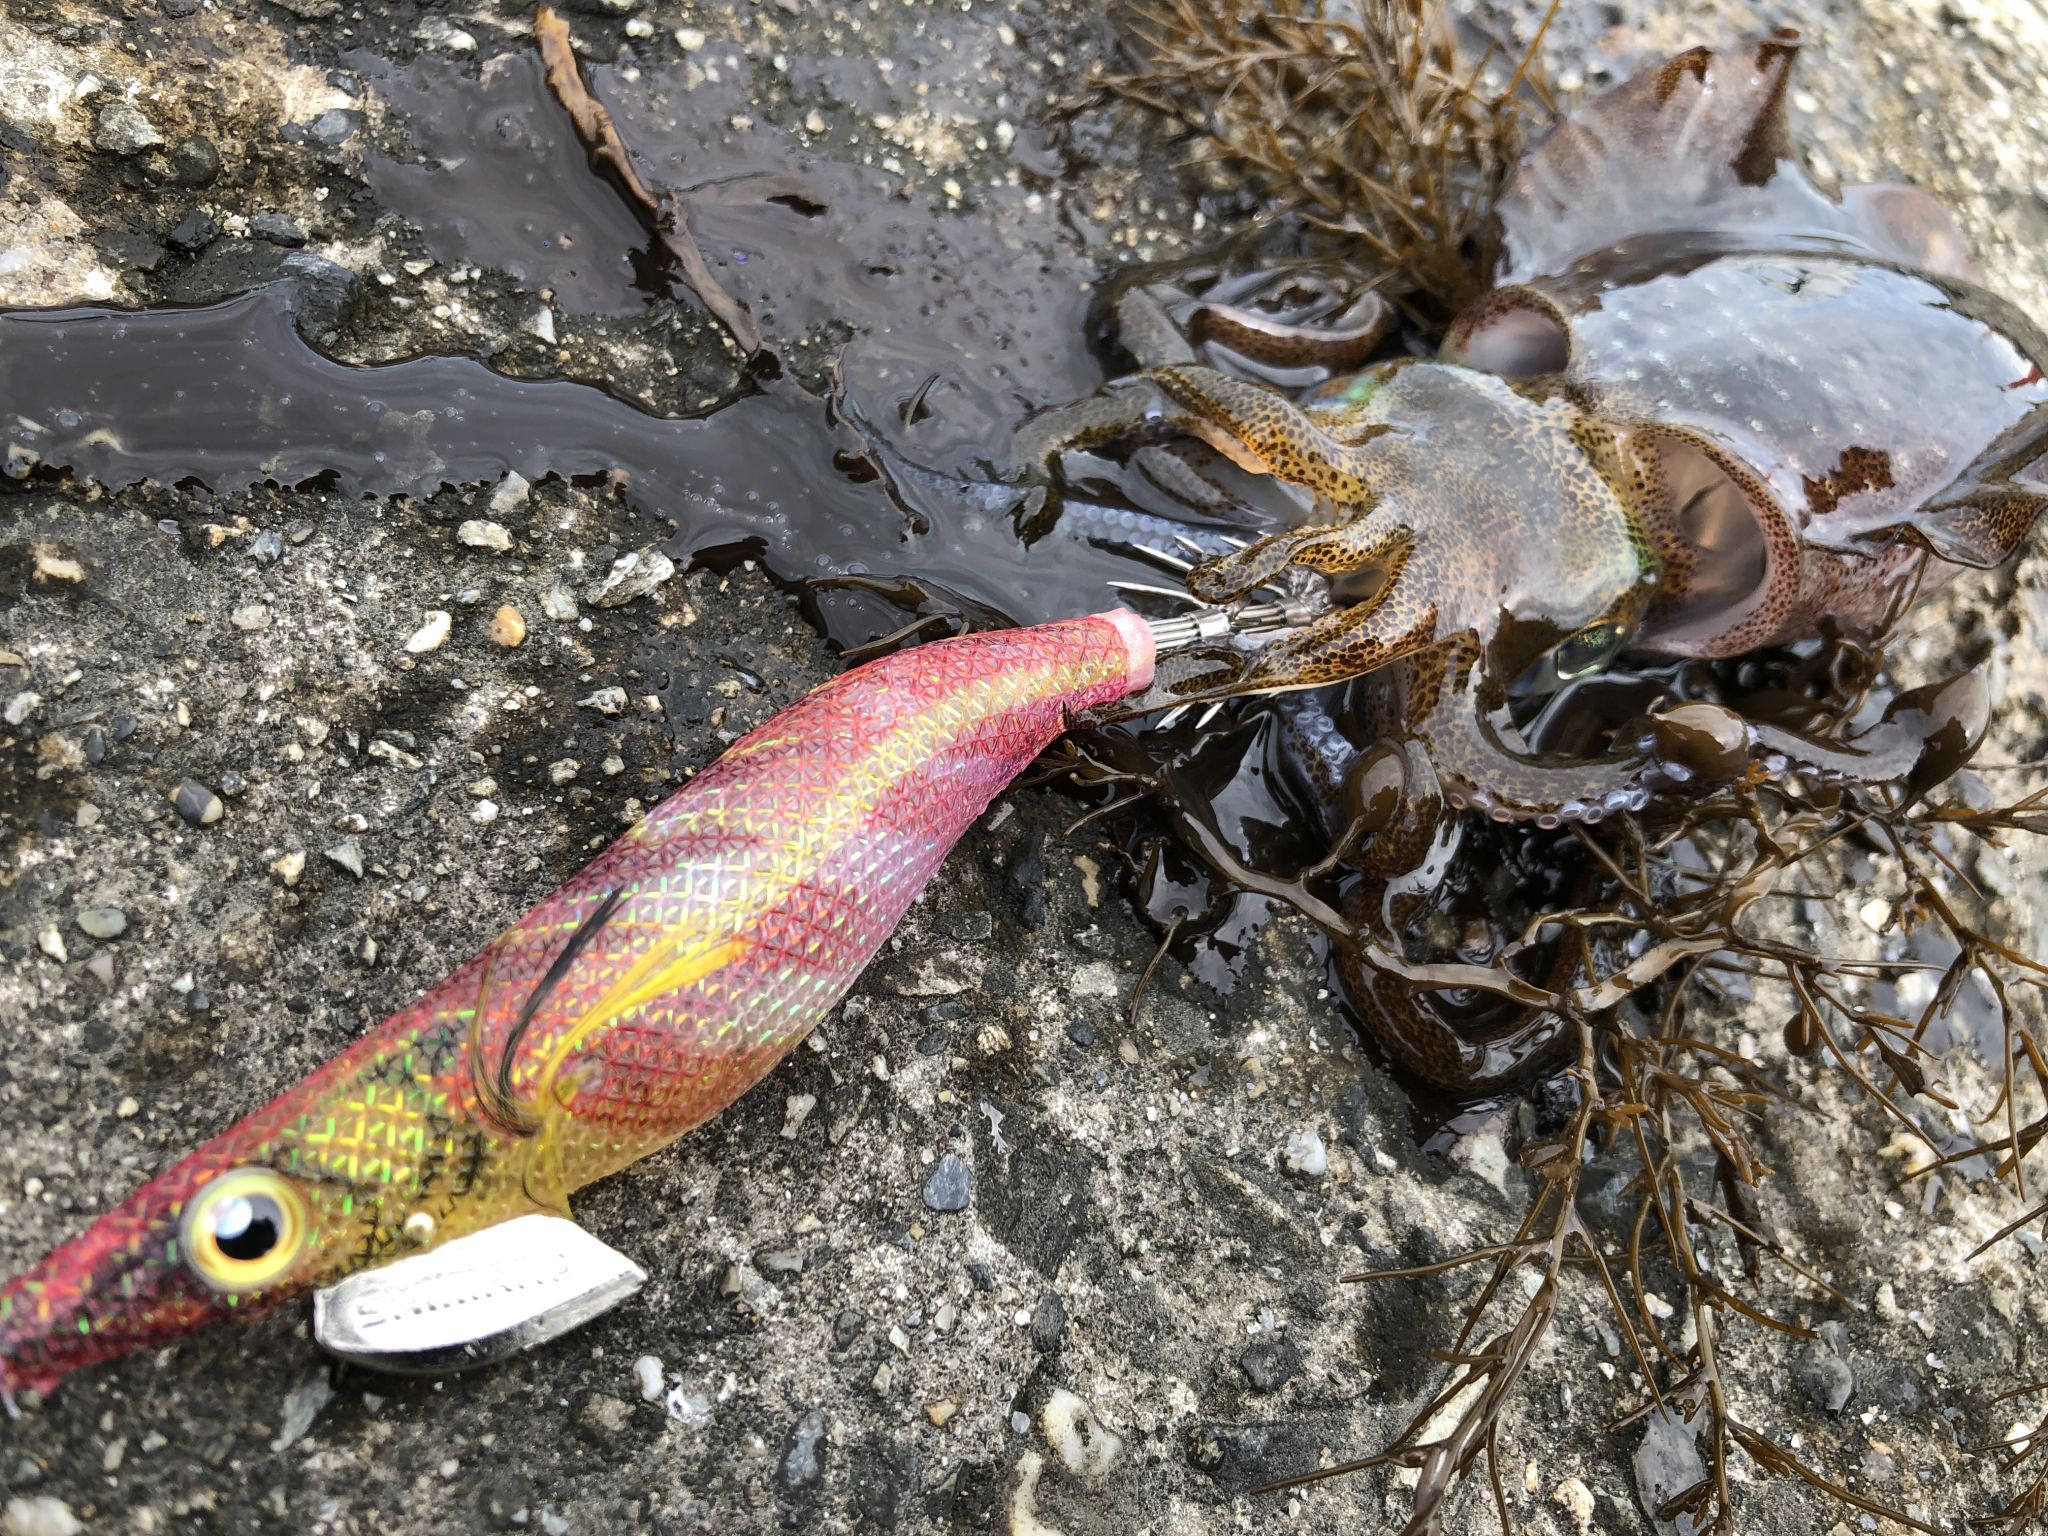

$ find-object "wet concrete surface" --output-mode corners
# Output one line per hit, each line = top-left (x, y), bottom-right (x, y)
(4, 1), (2048, 1533)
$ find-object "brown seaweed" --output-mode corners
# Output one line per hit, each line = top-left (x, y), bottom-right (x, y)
(1098, 0), (1556, 319)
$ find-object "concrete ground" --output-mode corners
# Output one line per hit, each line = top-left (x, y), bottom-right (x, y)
(3, 0), (2048, 1532)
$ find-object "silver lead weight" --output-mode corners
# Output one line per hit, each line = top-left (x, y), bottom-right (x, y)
(313, 1214), (646, 1375)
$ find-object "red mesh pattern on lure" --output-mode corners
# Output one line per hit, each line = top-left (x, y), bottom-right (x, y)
(0, 611), (1155, 1403)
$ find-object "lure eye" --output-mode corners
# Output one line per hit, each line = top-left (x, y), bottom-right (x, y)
(1552, 621), (1625, 682)
(180, 1169), (308, 1294)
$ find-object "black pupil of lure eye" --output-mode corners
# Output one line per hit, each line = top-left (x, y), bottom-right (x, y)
(212, 1193), (283, 1262)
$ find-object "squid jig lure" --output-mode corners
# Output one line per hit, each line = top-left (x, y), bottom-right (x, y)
(0, 601), (1306, 1405)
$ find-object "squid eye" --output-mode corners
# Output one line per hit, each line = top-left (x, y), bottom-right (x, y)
(1553, 622), (1625, 682)
(181, 1169), (308, 1294)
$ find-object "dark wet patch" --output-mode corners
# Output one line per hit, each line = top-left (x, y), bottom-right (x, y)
(0, 286), (1189, 652)
(357, 52), (656, 314)
(357, 40), (1110, 443)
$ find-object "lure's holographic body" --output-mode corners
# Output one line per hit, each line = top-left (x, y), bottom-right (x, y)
(0, 612), (1154, 1400)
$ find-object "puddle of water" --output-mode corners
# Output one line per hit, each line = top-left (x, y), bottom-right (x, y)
(0, 286), (1197, 652)
(359, 44), (1109, 478)
(358, 52), (656, 314)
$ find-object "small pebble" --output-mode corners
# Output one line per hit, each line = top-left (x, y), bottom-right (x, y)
(1283, 1128), (1328, 1177)
(32, 548), (83, 583)
(76, 907), (128, 941)
(488, 472), (531, 517)
(547, 758), (580, 786)
(1634, 1410), (1705, 1533)
(1239, 1336), (1301, 1393)
(3, 692), (38, 727)
(249, 213), (307, 248)
(271, 1372), (335, 1452)
(584, 548), (676, 608)
(578, 687), (627, 715)
(541, 585), (580, 622)
(403, 611), (452, 654)
(1040, 1389), (1123, 1479)
(37, 928), (67, 962)
(676, 25), (707, 48)
(487, 605), (527, 647)
(248, 529), (284, 563)
(471, 800), (501, 826)
(1797, 1337), (1856, 1414)
(780, 1092), (816, 1139)
(404, 11), (474, 49)
(781, 1408), (827, 1489)
(168, 135), (221, 186)
(458, 519), (512, 552)
(306, 108), (363, 148)
(925, 1396), (960, 1426)
(923, 1152), (972, 1212)
(271, 850), (306, 886)
(632, 1355), (664, 1403)
(169, 778), (224, 827)
(95, 101), (163, 156)
(2, 1496), (85, 1536)
(165, 210), (220, 254)
(231, 603), (269, 631)
(325, 839), (365, 879)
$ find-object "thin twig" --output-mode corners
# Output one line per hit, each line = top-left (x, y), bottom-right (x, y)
(533, 7), (763, 355)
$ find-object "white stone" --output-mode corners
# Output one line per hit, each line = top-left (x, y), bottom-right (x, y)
(1039, 1388), (1122, 1480)
(584, 548), (676, 608)
(457, 519), (512, 552)
(403, 611), (452, 653)
(1282, 1127), (1328, 1177)
(2, 1498), (84, 1536)
(487, 471), (532, 518)
(632, 1355), (665, 1402)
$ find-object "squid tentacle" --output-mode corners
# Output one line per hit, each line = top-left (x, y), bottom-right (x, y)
(1409, 644), (1979, 827)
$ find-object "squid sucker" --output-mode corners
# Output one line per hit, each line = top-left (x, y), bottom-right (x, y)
(0, 613), (1158, 1403)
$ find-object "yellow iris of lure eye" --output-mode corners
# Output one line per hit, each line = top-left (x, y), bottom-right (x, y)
(179, 1169), (309, 1294)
